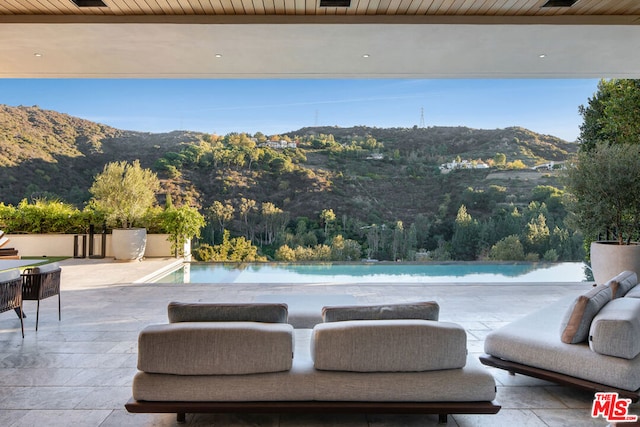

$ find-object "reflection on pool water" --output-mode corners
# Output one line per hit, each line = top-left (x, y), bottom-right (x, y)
(154, 262), (591, 284)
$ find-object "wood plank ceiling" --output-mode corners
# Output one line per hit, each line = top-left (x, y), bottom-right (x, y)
(2, 0), (640, 17)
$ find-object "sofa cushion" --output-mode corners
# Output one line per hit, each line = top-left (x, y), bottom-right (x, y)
(560, 284), (612, 344)
(624, 284), (640, 299)
(322, 301), (439, 323)
(606, 271), (638, 298)
(167, 302), (288, 323)
(311, 319), (466, 372)
(132, 329), (498, 404)
(589, 297), (640, 359)
(137, 322), (294, 375)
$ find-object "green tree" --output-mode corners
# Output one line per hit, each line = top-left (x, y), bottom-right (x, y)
(489, 235), (525, 261)
(330, 235), (362, 261)
(320, 208), (336, 237)
(494, 153), (506, 166)
(391, 221), (405, 261)
(564, 142), (640, 244)
(524, 213), (550, 256)
(238, 198), (257, 241)
(578, 79), (640, 152)
(89, 160), (159, 228)
(207, 200), (234, 242)
(260, 202), (288, 245)
(161, 205), (206, 256)
(451, 205), (479, 260)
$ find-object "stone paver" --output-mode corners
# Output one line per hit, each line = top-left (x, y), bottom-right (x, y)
(0, 258), (629, 426)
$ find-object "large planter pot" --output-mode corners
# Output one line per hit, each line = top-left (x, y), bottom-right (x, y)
(112, 228), (147, 261)
(590, 241), (640, 284)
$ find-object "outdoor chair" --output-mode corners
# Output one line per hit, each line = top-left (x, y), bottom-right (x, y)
(0, 269), (24, 338)
(20, 263), (61, 331)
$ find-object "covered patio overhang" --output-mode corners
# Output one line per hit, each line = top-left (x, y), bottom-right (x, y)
(1, 0), (640, 79)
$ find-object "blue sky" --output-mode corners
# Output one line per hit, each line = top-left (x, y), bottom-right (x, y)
(0, 79), (599, 142)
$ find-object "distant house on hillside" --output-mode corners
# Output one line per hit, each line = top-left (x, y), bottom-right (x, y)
(439, 159), (489, 174)
(260, 140), (298, 149)
(531, 161), (567, 171)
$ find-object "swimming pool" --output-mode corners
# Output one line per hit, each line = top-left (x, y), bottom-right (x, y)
(154, 262), (591, 284)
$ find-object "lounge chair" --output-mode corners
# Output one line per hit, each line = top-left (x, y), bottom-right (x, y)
(0, 230), (20, 259)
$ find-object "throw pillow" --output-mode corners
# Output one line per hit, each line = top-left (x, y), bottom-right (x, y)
(559, 285), (612, 344)
(605, 271), (638, 298)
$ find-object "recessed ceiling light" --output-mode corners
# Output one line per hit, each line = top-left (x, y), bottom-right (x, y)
(362, 54), (370, 58)
(71, 0), (108, 7)
(539, 54), (546, 58)
(541, 0), (578, 7)
(215, 54), (222, 58)
(34, 53), (43, 57)
(319, 0), (351, 6)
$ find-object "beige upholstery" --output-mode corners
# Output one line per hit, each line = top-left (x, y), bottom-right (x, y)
(133, 329), (496, 403)
(589, 297), (640, 360)
(137, 322), (294, 375)
(311, 319), (466, 372)
(322, 301), (439, 323)
(168, 302), (288, 323)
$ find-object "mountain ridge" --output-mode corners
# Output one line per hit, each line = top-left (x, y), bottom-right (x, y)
(0, 104), (576, 228)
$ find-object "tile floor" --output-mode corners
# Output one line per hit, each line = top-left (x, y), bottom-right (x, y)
(0, 258), (635, 426)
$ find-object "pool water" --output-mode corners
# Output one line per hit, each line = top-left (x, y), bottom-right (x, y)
(154, 262), (591, 284)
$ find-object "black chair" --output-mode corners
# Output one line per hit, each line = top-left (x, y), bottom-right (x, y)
(21, 263), (61, 331)
(0, 269), (24, 338)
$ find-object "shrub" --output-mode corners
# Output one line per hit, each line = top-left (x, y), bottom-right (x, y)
(89, 160), (159, 228)
(0, 199), (89, 234)
(489, 235), (525, 261)
(160, 205), (206, 256)
(274, 244), (296, 261)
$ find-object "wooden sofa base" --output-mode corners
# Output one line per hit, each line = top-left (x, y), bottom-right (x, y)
(479, 354), (640, 402)
(125, 398), (501, 424)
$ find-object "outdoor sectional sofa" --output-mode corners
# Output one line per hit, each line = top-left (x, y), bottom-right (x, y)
(481, 270), (640, 401)
(126, 301), (500, 423)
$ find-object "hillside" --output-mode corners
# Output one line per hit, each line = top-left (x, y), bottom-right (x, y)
(0, 104), (577, 228)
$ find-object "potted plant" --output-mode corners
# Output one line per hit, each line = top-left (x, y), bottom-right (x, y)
(564, 142), (640, 283)
(89, 160), (160, 261)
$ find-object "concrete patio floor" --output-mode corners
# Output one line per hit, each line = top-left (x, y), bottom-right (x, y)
(0, 258), (635, 426)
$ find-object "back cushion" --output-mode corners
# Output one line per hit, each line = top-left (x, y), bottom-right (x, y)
(0, 269), (20, 283)
(138, 322), (294, 375)
(322, 301), (439, 322)
(560, 285), (612, 344)
(589, 297), (640, 360)
(606, 271), (638, 298)
(168, 302), (288, 323)
(624, 285), (640, 299)
(31, 262), (61, 274)
(311, 319), (466, 372)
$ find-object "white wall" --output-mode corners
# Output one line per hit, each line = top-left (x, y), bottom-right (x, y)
(4, 233), (187, 258)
